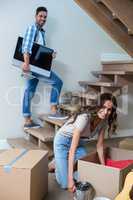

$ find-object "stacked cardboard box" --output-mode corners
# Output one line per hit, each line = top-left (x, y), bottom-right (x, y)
(0, 149), (48, 200)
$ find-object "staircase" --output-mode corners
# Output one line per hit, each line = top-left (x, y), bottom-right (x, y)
(79, 60), (133, 96)
(7, 115), (66, 159)
(8, 1), (133, 156)
(74, 0), (133, 57)
(8, 59), (133, 157)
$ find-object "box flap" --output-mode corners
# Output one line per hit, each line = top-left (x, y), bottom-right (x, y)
(13, 150), (48, 169)
(0, 149), (48, 169)
(110, 147), (133, 160)
(0, 149), (23, 165)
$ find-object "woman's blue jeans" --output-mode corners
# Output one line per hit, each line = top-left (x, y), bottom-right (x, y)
(54, 133), (87, 189)
(22, 71), (63, 117)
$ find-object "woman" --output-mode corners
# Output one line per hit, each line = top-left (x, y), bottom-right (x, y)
(54, 93), (117, 192)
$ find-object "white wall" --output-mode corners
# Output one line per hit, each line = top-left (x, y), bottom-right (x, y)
(0, 0), (129, 139)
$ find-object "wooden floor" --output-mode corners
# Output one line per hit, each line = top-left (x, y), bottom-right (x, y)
(45, 174), (73, 200)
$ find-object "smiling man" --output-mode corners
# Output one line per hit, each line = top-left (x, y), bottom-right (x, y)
(22, 7), (68, 130)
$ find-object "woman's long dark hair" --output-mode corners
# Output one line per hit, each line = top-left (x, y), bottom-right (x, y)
(99, 93), (117, 134)
(68, 93), (117, 134)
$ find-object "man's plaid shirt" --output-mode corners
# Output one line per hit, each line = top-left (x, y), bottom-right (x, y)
(22, 23), (46, 55)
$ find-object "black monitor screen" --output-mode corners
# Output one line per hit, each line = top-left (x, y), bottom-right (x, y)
(13, 37), (54, 71)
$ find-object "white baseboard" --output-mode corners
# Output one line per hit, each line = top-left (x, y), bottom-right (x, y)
(0, 140), (11, 149)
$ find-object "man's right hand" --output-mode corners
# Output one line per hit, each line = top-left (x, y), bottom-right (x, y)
(22, 62), (30, 72)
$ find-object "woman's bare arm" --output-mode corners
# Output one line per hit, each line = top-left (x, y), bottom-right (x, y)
(96, 129), (105, 165)
(68, 128), (80, 191)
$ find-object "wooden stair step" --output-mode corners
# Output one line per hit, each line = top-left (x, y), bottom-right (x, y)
(79, 81), (121, 87)
(102, 60), (133, 71)
(25, 127), (55, 142)
(59, 104), (81, 113)
(39, 114), (66, 127)
(92, 70), (133, 76)
(7, 138), (39, 150)
(102, 60), (133, 64)
(72, 92), (98, 100)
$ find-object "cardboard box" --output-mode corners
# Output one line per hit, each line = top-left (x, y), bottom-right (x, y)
(0, 149), (48, 200)
(78, 147), (133, 200)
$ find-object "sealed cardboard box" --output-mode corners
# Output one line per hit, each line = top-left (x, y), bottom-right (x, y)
(0, 149), (48, 200)
(78, 147), (133, 200)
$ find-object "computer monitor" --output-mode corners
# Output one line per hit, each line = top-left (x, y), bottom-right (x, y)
(12, 37), (54, 77)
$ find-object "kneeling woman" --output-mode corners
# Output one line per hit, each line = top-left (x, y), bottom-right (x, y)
(54, 93), (117, 191)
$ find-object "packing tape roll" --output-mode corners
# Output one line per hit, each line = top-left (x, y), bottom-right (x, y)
(4, 149), (28, 173)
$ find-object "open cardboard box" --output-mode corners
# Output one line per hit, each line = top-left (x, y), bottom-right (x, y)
(0, 149), (48, 200)
(78, 147), (133, 200)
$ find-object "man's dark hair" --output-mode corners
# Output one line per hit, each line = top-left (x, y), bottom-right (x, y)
(36, 7), (48, 15)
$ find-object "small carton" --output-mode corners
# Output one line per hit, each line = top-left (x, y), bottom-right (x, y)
(0, 149), (48, 200)
(78, 147), (133, 199)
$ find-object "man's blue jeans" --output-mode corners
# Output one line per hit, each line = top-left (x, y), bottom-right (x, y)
(23, 71), (63, 117)
(54, 133), (87, 189)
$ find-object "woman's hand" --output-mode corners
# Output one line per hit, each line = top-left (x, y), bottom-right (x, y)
(68, 177), (76, 193)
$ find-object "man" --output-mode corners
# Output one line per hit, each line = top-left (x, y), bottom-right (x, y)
(22, 6), (68, 130)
